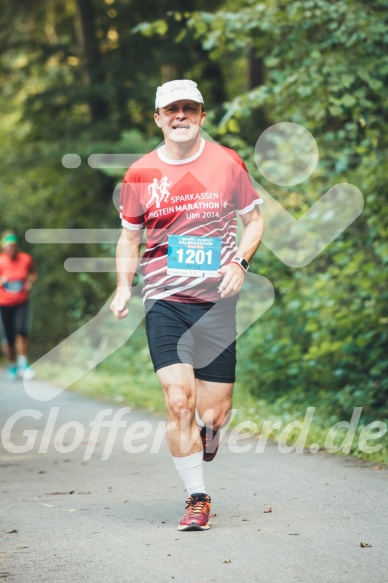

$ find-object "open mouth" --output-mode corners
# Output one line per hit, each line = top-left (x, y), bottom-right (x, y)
(172, 125), (190, 130)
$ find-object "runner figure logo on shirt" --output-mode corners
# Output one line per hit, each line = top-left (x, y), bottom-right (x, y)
(146, 176), (172, 209)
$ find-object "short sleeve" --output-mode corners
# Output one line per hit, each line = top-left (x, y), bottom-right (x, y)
(120, 168), (145, 230)
(234, 158), (263, 214)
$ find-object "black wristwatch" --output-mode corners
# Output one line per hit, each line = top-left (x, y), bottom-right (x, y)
(231, 256), (249, 272)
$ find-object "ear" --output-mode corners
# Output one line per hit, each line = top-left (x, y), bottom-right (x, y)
(199, 111), (206, 127)
(154, 112), (162, 128)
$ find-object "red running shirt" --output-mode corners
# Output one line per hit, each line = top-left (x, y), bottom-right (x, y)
(0, 252), (34, 307)
(120, 139), (263, 303)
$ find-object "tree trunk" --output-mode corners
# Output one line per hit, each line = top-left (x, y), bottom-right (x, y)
(245, 46), (268, 137)
(75, 0), (108, 122)
(247, 46), (264, 90)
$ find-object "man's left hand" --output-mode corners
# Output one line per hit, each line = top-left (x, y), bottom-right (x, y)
(24, 280), (34, 292)
(217, 263), (245, 298)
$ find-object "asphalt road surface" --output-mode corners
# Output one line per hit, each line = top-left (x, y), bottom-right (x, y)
(0, 369), (387, 583)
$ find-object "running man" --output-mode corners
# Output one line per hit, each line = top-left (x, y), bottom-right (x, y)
(159, 176), (172, 204)
(146, 178), (161, 209)
(0, 231), (38, 381)
(110, 80), (264, 531)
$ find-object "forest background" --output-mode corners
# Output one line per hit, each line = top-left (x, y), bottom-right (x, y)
(0, 0), (387, 461)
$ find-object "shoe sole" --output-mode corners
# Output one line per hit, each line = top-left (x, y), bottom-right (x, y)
(203, 449), (219, 462)
(177, 521), (210, 531)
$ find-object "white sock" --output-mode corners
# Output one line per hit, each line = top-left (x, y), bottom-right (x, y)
(17, 355), (28, 367)
(172, 451), (206, 495)
(195, 410), (205, 428)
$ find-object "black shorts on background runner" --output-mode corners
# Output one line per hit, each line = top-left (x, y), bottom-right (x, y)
(0, 301), (30, 345)
(145, 298), (237, 383)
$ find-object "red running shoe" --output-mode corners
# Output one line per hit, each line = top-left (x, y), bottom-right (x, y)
(177, 493), (211, 531)
(200, 426), (220, 462)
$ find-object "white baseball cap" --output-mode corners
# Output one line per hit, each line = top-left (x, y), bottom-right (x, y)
(155, 79), (204, 109)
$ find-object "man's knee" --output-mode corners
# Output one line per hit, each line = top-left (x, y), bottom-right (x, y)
(162, 383), (195, 418)
(157, 364), (196, 417)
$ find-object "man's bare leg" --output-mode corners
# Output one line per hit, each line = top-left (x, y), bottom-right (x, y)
(16, 334), (28, 358)
(156, 363), (202, 457)
(195, 379), (234, 430)
(2, 339), (16, 364)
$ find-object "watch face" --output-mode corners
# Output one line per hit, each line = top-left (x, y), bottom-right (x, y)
(233, 257), (249, 271)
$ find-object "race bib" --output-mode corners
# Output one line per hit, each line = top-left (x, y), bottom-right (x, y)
(3, 280), (24, 292)
(167, 235), (222, 278)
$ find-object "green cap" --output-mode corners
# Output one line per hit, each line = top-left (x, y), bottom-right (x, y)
(1, 234), (18, 247)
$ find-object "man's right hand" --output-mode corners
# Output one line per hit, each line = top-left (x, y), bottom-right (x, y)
(110, 286), (131, 320)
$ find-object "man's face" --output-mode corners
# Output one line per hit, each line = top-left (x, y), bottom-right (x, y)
(154, 100), (206, 144)
(3, 244), (18, 259)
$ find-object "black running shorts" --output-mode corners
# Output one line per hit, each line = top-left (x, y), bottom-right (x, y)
(0, 301), (30, 345)
(145, 298), (237, 383)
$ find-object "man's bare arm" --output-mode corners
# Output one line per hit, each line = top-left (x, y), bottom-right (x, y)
(110, 227), (143, 319)
(218, 206), (264, 299)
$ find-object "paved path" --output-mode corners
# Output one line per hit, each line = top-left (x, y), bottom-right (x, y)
(0, 369), (387, 583)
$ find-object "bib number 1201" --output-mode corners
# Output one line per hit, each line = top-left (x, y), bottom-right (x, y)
(176, 248), (213, 266)
(167, 235), (222, 278)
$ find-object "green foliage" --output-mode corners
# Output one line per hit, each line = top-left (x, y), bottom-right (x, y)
(185, 0), (388, 431)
